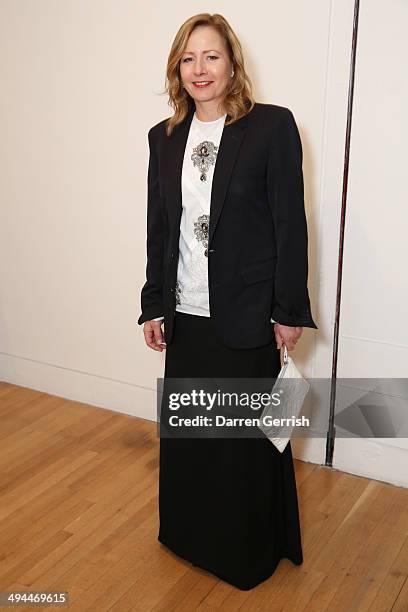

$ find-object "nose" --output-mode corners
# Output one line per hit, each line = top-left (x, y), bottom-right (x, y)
(194, 58), (207, 76)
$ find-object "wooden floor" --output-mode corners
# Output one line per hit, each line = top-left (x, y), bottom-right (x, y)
(0, 381), (407, 612)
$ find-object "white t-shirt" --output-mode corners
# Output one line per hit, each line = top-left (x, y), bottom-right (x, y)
(174, 111), (227, 316)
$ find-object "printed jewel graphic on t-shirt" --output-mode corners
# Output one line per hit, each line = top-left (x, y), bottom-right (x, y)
(174, 280), (182, 305)
(191, 141), (218, 181)
(194, 214), (210, 257)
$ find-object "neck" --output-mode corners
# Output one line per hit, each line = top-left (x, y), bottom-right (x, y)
(193, 100), (226, 122)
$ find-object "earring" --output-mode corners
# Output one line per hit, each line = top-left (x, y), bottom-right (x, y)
(231, 70), (234, 77)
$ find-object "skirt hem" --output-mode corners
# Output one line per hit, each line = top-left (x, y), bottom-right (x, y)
(158, 532), (303, 591)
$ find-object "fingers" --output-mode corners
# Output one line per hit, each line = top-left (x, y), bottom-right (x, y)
(143, 321), (166, 352)
(275, 329), (285, 350)
(273, 325), (284, 349)
(274, 324), (299, 351)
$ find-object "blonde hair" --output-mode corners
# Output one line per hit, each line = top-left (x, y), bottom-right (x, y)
(163, 13), (255, 136)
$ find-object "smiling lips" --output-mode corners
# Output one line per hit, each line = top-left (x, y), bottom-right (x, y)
(193, 81), (213, 88)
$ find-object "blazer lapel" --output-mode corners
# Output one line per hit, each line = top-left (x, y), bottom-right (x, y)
(163, 103), (250, 247)
(208, 112), (249, 247)
(163, 105), (195, 237)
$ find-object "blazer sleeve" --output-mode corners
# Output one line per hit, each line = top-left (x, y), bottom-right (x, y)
(137, 128), (165, 325)
(267, 108), (318, 329)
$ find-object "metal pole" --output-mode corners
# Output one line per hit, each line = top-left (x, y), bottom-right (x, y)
(326, 0), (361, 466)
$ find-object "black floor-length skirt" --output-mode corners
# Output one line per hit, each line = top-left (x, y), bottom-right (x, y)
(158, 311), (303, 591)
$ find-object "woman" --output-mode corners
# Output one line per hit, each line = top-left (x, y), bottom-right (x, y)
(138, 13), (318, 591)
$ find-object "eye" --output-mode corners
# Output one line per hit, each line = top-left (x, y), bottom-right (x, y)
(207, 55), (219, 60)
(182, 57), (192, 63)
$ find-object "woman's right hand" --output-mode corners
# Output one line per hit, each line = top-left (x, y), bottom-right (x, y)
(143, 320), (166, 351)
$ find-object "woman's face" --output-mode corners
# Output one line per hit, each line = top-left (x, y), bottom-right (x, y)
(179, 25), (233, 110)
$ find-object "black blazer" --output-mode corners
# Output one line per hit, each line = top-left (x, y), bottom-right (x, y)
(138, 101), (318, 349)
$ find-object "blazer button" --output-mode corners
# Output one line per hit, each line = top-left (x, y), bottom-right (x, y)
(170, 252), (175, 259)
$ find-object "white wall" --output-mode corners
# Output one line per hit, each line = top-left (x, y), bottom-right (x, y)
(332, 0), (408, 487)
(0, 1), (405, 484)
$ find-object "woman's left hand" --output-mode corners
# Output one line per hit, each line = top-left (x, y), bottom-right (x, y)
(274, 323), (303, 351)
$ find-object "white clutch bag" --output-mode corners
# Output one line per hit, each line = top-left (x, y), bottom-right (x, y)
(258, 344), (310, 453)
